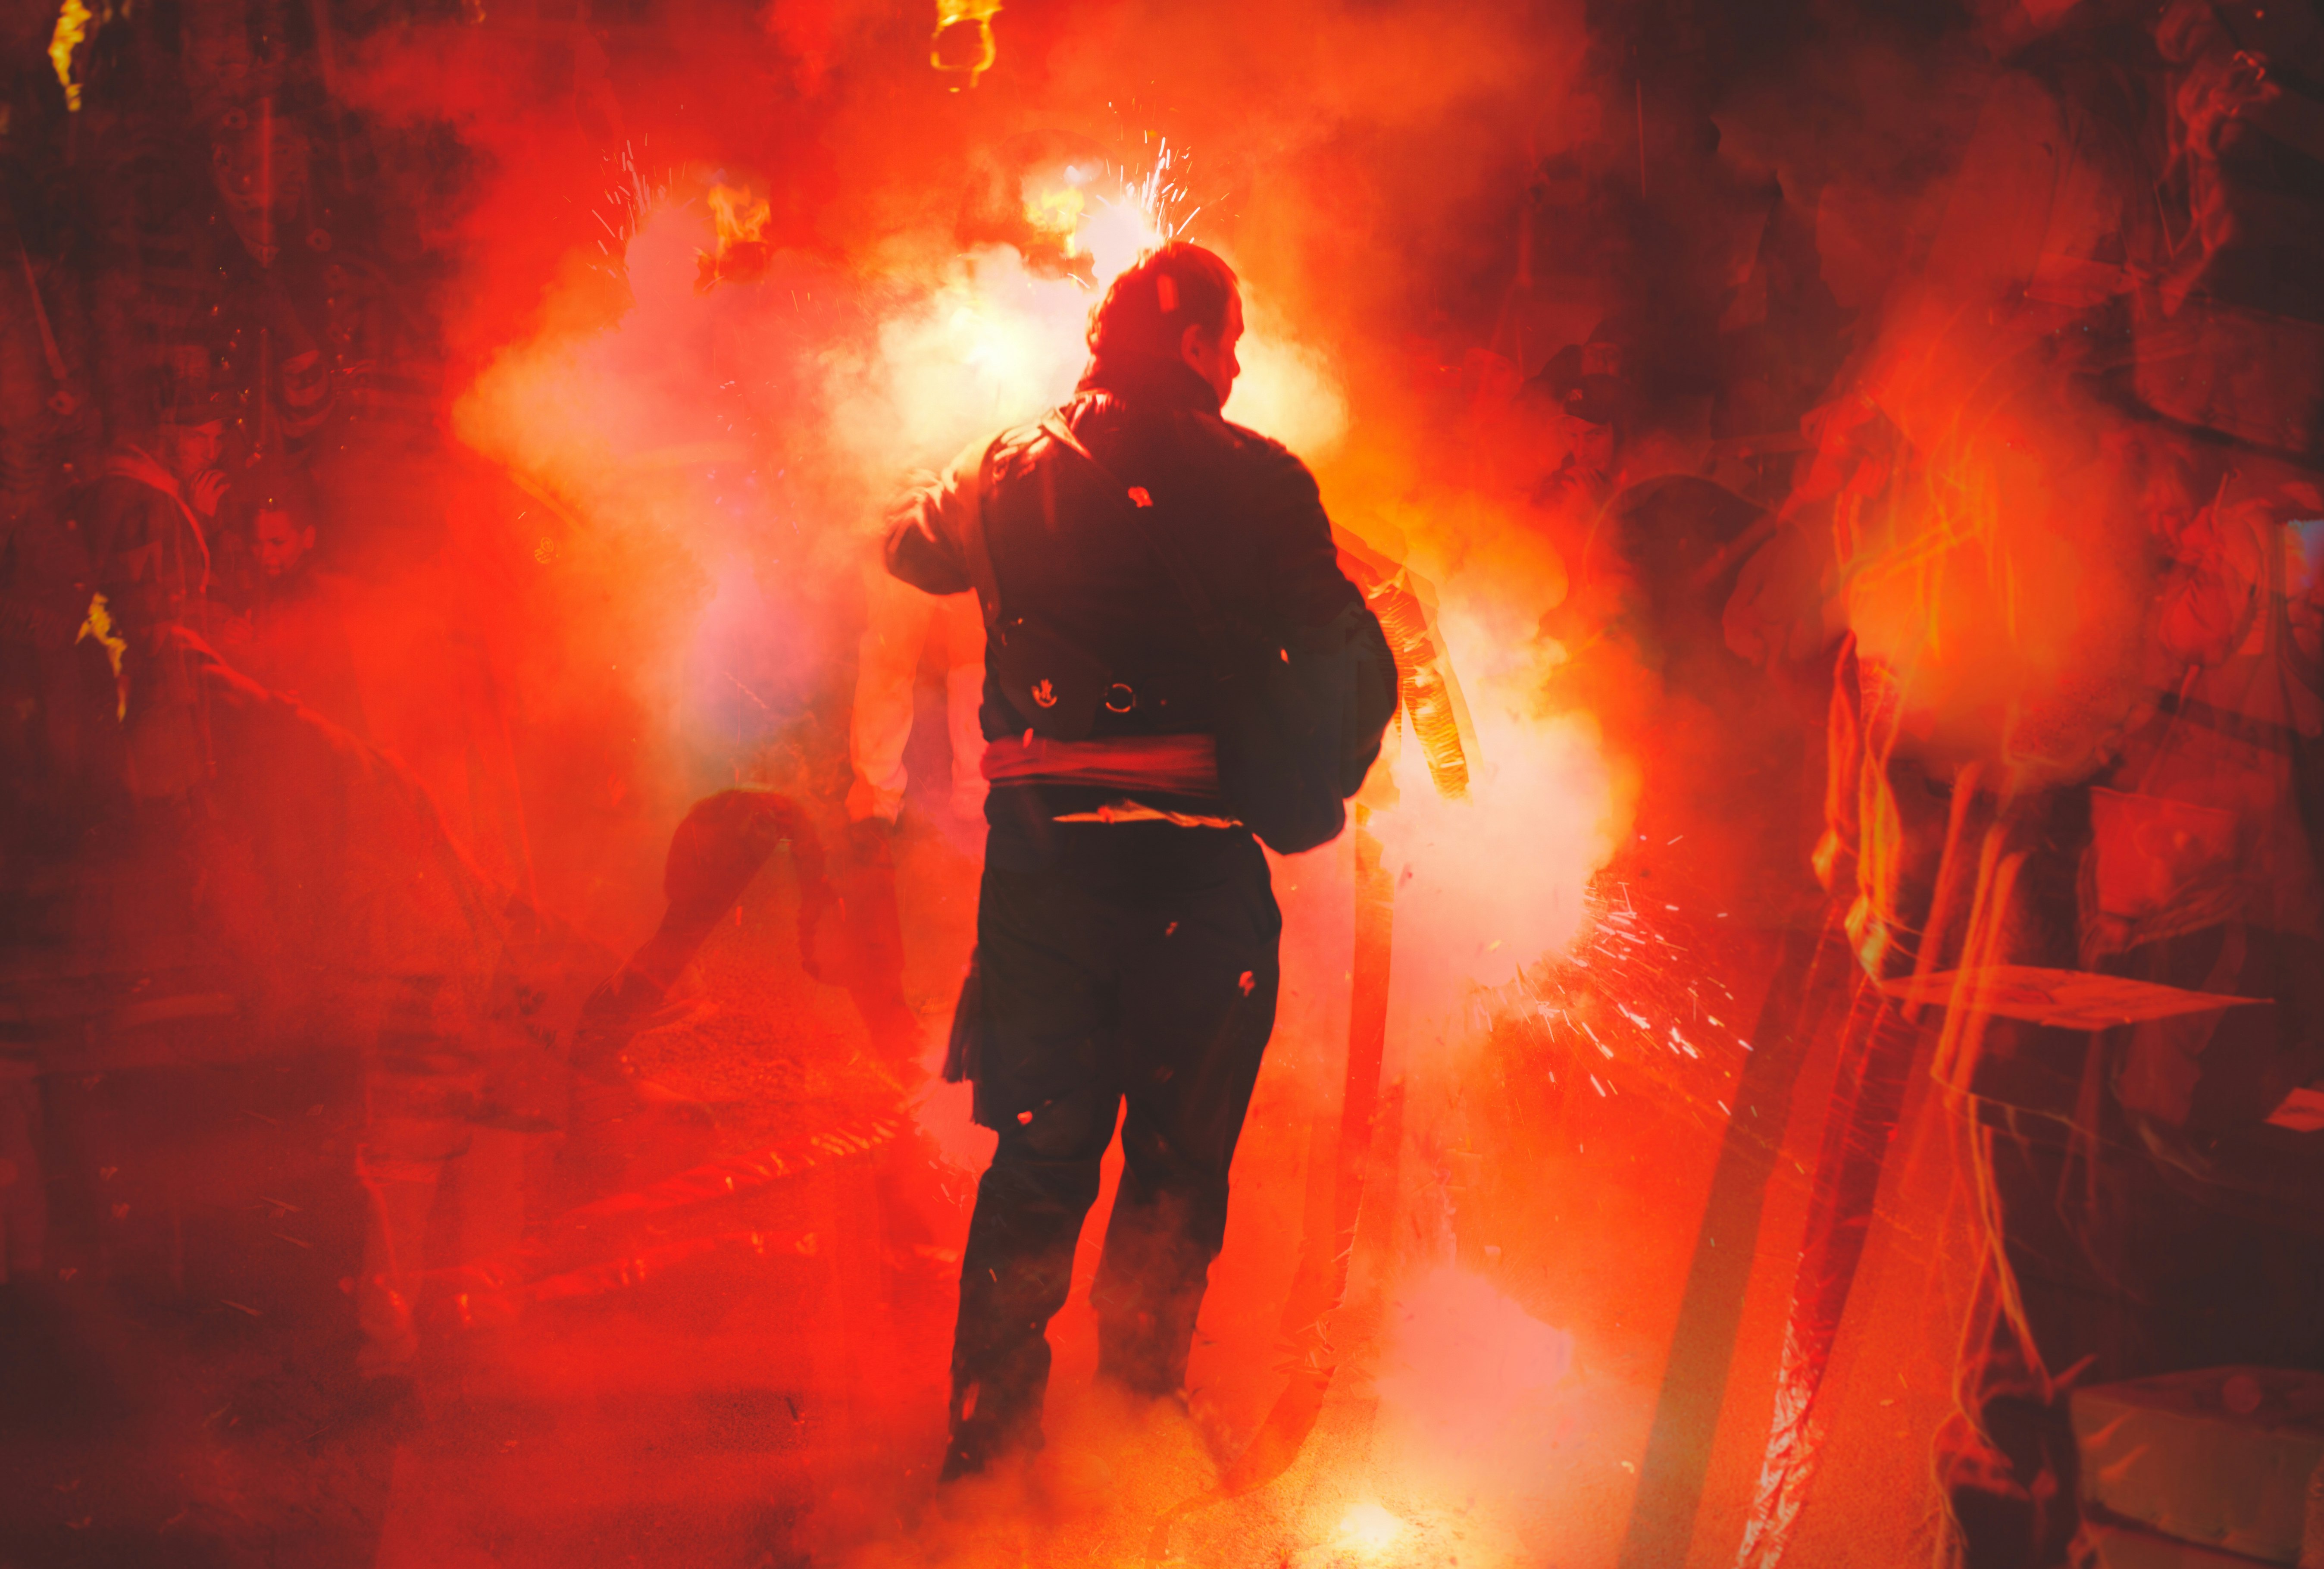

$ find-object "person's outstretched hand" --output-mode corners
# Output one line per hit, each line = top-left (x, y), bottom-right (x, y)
(188, 469), (229, 520)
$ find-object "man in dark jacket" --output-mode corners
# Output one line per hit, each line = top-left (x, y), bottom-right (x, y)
(885, 242), (1395, 1477)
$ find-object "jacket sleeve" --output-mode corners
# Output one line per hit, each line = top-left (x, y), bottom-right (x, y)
(1248, 442), (1399, 787)
(881, 436), (987, 597)
(1345, 601), (1399, 785)
(1248, 443), (1368, 630)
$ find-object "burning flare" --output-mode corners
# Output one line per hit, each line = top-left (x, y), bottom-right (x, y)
(931, 0), (1001, 89)
(49, 0), (90, 111)
(694, 183), (772, 293)
(1023, 183), (1086, 257)
(1336, 1502), (1408, 1558)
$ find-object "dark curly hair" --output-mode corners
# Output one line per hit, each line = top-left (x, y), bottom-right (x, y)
(1086, 241), (1239, 361)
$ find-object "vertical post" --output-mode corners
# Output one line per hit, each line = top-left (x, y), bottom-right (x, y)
(1615, 916), (1840, 1569)
(1338, 810), (1394, 1243)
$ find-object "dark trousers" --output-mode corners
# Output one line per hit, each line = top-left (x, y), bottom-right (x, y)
(949, 814), (1280, 1450)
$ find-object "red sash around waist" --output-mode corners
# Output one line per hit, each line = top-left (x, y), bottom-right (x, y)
(980, 732), (1220, 795)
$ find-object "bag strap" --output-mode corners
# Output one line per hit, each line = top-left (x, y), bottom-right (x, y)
(1038, 411), (1227, 642)
(957, 435), (1006, 634)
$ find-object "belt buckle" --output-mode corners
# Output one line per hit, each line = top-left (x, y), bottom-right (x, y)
(1103, 682), (1138, 714)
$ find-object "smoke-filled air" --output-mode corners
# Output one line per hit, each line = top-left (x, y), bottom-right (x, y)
(9, 0), (2324, 1566)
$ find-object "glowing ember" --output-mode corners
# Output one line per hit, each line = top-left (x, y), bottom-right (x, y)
(1336, 1502), (1407, 1558)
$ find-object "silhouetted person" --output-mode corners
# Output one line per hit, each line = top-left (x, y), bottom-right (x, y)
(1520, 339), (1635, 514)
(885, 243), (1393, 1478)
(832, 546), (985, 1065)
(82, 383), (231, 798)
(232, 489), (369, 737)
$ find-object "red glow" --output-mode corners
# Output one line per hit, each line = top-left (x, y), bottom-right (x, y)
(8, 2), (2320, 1566)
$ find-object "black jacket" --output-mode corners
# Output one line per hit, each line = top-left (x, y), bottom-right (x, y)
(885, 353), (1390, 804)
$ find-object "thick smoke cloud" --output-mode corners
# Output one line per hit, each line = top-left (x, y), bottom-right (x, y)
(319, 3), (1652, 1560)
(332, 0), (1632, 966)
(32, 0), (2243, 1560)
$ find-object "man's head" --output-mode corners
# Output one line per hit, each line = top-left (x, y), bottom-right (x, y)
(149, 370), (232, 482)
(1087, 243), (1244, 404)
(156, 417), (227, 484)
(1525, 341), (1631, 480)
(251, 504), (316, 579)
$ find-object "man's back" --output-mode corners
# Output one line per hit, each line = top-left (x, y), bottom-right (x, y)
(886, 244), (1395, 1481)
(979, 372), (1361, 731)
(886, 351), (1386, 821)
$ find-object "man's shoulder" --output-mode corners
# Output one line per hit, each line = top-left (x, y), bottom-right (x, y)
(1215, 415), (1289, 456)
(1231, 417), (1310, 461)
(1042, 396), (1316, 496)
(1208, 417), (1319, 496)
(991, 417), (1051, 466)
(1105, 400), (1301, 473)
(83, 467), (176, 527)
(87, 470), (163, 504)
(958, 417), (1060, 489)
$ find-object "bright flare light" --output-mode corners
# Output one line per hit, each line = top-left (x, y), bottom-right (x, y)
(1023, 184), (1087, 257)
(1336, 1502), (1406, 1558)
(49, 0), (90, 111)
(1080, 194), (1166, 282)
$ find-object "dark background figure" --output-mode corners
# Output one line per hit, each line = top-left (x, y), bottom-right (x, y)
(228, 471), (370, 736)
(1520, 338), (1636, 515)
(884, 243), (1394, 1478)
(81, 377), (233, 800)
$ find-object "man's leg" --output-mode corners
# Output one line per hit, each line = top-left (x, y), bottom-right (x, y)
(936, 589), (987, 820)
(848, 559), (938, 824)
(356, 975), (479, 1381)
(949, 1092), (1115, 1473)
(1092, 834), (1280, 1397)
(839, 563), (941, 1057)
(832, 819), (920, 1062)
(945, 856), (1117, 1476)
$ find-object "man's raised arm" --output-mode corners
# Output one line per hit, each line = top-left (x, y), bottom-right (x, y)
(881, 438), (987, 597)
